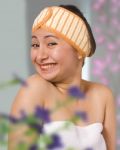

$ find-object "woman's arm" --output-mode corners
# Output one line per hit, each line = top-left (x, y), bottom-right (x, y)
(103, 88), (116, 150)
(8, 75), (46, 150)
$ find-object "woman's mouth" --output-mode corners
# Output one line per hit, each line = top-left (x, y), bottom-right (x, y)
(39, 63), (57, 72)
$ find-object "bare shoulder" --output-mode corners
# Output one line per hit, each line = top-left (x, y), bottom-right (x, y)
(83, 79), (114, 104)
(27, 73), (47, 84)
(91, 81), (114, 100)
(90, 81), (113, 95)
(18, 73), (50, 98)
(26, 73), (51, 90)
(10, 74), (50, 117)
(83, 80), (116, 149)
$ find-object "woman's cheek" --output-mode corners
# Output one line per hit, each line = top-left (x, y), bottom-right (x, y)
(30, 50), (36, 63)
(51, 48), (65, 61)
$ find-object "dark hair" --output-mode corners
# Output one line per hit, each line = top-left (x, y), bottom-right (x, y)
(59, 5), (96, 57)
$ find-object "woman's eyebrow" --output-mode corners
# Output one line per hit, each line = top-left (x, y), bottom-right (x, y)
(31, 35), (59, 40)
(32, 35), (37, 39)
(44, 35), (59, 39)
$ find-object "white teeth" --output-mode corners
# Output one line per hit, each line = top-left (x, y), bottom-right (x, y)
(40, 64), (56, 69)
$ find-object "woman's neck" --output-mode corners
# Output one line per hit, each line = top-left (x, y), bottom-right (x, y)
(53, 76), (83, 95)
(52, 64), (84, 94)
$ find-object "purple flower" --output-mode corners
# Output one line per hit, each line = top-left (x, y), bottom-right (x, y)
(8, 115), (20, 124)
(26, 106), (51, 133)
(29, 122), (43, 134)
(85, 148), (93, 150)
(0, 113), (20, 124)
(29, 144), (38, 150)
(75, 111), (88, 121)
(47, 134), (63, 149)
(35, 106), (50, 123)
(68, 86), (85, 99)
(13, 73), (28, 86)
(19, 108), (44, 134)
(9, 110), (31, 124)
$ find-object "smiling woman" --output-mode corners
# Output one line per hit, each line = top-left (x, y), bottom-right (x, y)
(31, 28), (81, 83)
(8, 4), (116, 150)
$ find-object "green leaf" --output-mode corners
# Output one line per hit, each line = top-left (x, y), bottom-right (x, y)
(16, 142), (28, 150)
(0, 120), (10, 134)
(0, 79), (19, 89)
(25, 128), (36, 136)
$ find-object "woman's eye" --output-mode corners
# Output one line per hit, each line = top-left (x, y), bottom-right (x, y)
(48, 42), (57, 47)
(31, 44), (39, 48)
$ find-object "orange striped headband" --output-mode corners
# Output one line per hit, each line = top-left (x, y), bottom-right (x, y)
(32, 6), (91, 57)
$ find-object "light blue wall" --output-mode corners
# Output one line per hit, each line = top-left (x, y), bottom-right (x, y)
(0, 0), (28, 114)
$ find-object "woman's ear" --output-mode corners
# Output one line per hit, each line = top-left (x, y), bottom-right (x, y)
(77, 52), (82, 60)
(78, 55), (82, 60)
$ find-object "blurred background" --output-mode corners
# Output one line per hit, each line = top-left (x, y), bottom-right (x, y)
(0, 0), (120, 149)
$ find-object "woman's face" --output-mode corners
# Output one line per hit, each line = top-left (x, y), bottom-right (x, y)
(31, 28), (81, 83)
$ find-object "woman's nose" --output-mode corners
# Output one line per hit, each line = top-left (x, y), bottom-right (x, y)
(36, 46), (49, 61)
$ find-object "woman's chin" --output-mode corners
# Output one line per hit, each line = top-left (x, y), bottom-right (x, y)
(36, 69), (59, 82)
